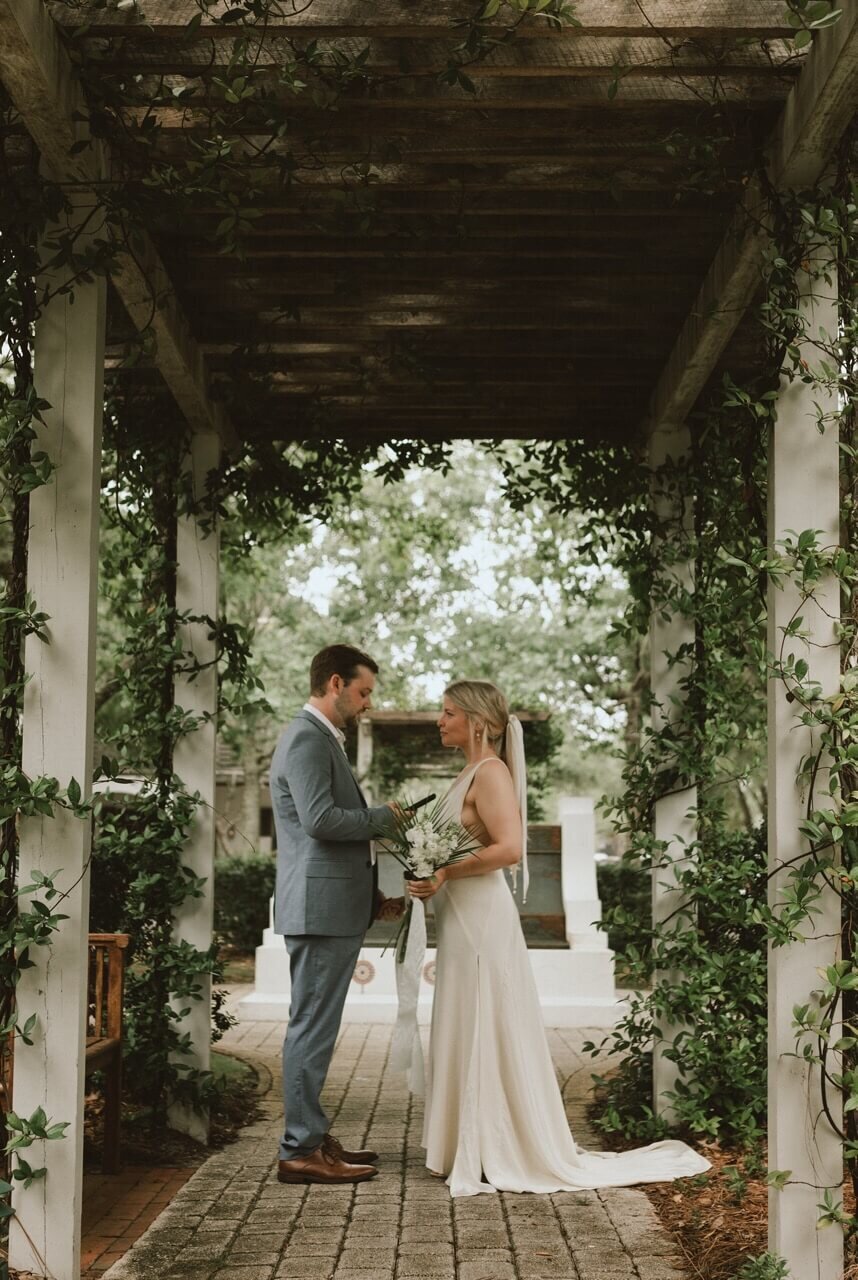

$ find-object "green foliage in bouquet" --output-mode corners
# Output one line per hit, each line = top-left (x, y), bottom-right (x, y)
(374, 800), (483, 961)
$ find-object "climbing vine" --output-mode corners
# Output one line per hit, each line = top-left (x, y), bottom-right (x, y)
(501, 124), (857, 1274)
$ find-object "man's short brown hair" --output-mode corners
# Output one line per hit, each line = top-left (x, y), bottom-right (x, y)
(309, 644), (379, 696)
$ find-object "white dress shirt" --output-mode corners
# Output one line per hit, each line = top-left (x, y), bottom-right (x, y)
(302, 702), (347, 752)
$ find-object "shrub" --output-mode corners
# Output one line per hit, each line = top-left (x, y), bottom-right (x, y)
(214, 851), (276, 951)
(596, 858), (651, 965)
(588, 822), (768, 1147)
(91, 788), (232, 1118)
(733, 1256), (789, 1280)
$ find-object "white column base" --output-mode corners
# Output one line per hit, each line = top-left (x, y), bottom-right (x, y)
(239, 932), (627, 1028)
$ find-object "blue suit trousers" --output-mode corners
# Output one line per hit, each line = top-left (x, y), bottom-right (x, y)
(280, 932), (364, 1160)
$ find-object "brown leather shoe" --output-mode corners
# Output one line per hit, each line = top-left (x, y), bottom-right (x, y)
(277, 1145), (378, 1185)
(323, 1132), (379, 1164)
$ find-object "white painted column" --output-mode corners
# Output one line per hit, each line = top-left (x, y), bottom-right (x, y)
(357, 715), (374, 803)
(767, 248), (841, 1279)
(648, 421), (697, 1121)
(10, 210), (106, 1280)
(169, 431), (220, 1142)
(559, 797), (606, 948)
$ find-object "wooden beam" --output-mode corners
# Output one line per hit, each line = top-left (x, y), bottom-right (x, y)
(193, 333), (676, 358)
(0, 0), (238, 449)
(272, 421), (632, 442)
(181, 241), (715, 261)
(51, 0), (799, 41)
(100, 35), (801, 78)
(0, 0), (97, 179)
(175, 228), (721, 256)
(649, 5), (858, 429)
(142, 103), (765, 147)
(178, 189), (734, 216)
(130, 75), (790, 120)
(189, 322), (681, 349)
(193, 310), (685, 331)
(109, 233), (236, 441)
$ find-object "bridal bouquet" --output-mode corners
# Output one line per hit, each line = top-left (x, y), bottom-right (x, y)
(375, 801), (481, 963)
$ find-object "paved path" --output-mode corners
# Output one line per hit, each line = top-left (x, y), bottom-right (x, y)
(104, 1019), (689, 1280)
(83, 1167), (196, 1277)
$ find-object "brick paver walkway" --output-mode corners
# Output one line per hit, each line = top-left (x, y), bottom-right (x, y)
(82, 1167), (196, 1277)
(102, 1019), (690, 1280)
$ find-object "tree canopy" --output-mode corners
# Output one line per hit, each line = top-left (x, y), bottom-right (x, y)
(214, 442), (633, 823)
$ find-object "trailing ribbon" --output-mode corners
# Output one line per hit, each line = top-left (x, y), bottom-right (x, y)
(389, 899), (426, 1096)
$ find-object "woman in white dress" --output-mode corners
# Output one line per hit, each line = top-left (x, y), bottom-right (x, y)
(408, 679), (710, 1198)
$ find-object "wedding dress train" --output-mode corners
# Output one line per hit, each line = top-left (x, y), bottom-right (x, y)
(421, 758), (710, 1197)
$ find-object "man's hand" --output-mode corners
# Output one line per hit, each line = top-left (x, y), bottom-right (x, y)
(375, 893), (406, 922)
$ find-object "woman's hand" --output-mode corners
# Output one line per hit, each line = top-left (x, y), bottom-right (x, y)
(407, 867), (447, 900)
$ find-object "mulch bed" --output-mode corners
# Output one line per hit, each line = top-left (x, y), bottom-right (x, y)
(589, 1083), (858, 1280)
(642, 1142), (768, 1280)
(83, 1049), (264, 1169)
(645, 1150), (858, 1280)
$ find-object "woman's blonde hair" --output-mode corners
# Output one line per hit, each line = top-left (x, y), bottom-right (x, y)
(444, 679), (510, 759)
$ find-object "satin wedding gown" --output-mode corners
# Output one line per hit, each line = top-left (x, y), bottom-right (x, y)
(421, 757), (710, 1197)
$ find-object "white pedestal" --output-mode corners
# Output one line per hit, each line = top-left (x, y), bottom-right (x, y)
(559, 796), (607, 948)
(238, 927), (625, 1028)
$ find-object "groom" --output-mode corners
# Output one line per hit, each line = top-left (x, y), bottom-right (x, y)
(270, 643), (401, 1185)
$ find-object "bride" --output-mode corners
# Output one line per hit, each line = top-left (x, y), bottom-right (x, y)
(407, 678), (710, 1197)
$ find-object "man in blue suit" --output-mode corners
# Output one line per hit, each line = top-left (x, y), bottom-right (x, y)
(270, 644), (400, 1185)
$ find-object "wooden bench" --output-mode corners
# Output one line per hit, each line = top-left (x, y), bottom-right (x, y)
(86, 933), (130, 1174)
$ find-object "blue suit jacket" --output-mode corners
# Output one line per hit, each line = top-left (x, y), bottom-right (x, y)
(270, 710), (392, 936)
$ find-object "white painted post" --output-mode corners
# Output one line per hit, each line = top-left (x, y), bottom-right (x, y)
(9, 207), (106, 1280)
(767, 247), (841, 1279)
(357, 715), (374, 803)
(649, 421), (697, 1122)
(558, 797), (606, 948)
(168, 431), (220, 1143)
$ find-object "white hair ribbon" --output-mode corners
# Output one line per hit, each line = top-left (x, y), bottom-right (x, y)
(506, 714), (529, 903)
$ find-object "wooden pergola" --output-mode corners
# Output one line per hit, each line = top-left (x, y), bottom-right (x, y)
(0, 2), (856, 1278)
(7, 1), (846, 444)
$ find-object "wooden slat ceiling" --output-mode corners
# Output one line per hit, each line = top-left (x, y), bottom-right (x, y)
(50, 0), (806, 445)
